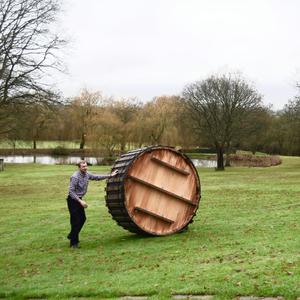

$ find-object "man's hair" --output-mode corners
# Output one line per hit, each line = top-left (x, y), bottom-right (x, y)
(78, 160), (87, 167)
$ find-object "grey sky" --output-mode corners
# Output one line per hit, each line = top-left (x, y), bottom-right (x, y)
(58, 0), (300, 110)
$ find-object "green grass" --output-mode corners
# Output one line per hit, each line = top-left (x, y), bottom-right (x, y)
(236, 150), (271, 156)
(1, 157), (300, 299)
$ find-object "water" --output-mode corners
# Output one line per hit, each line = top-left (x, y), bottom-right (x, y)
(190, 158), (217, 168)
(1, 155), (217, 167)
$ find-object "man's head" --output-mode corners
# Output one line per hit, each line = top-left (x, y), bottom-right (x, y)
(78, 160), (87, 174)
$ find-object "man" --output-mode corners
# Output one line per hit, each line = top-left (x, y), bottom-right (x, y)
(67, 160), (118, 248)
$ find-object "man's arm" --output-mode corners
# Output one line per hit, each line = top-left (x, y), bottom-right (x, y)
(88, 170), (119, 180)
(78, 199), (88, 208)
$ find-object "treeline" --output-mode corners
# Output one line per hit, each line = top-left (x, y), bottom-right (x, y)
(1, 0), (300, 169)
(2, 83), (300, 159)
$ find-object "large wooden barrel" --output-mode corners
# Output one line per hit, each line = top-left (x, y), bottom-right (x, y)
(105, 146), (201, 236)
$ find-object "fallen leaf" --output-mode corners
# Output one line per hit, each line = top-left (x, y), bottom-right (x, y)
(255, 286), (259, 291)
(236, 282), (241, 286)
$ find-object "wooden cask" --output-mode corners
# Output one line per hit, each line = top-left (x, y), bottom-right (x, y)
(105, 146), (201, 236)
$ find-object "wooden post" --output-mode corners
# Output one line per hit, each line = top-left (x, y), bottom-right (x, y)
(0, 159), (4, 171)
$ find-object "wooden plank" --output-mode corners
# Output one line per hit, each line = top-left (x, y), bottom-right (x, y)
(106, 177), (124, 183)
(105, 194), (122, 200)
(127, 175), (197, 206)
(115, 155), (135, 162)
(134, 206), (174, 224)
(151, 156), (189, 175)
(105, 185), (122, 192)
(113, 161), (131, 168)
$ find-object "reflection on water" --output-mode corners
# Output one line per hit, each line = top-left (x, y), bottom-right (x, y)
(2, 155), (217, 167)
(190, 158), (217, 168)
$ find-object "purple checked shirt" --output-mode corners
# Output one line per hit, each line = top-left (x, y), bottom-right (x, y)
(68, 171), (109, 201)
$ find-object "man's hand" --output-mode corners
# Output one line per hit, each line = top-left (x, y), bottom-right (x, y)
(111, 170), (119, 177)
(79, 199), (88, 208)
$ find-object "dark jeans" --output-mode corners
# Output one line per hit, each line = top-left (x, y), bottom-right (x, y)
(67, 195), (86, 245)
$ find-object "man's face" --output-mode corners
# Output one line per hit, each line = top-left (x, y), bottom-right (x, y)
(79, 163), (88, 174)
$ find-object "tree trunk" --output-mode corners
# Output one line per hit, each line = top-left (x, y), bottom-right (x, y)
(216, 145), (224, 170)
(80, 134), (85, 149)
(120, 141), (125, 151)
(225, 143), (231, 166)
(33, 139), (37, 149)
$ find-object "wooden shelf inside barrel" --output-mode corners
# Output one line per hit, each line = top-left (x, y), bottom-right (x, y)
(150, 156), (190, 175)
(127, 175), (198, 206)
(134, 206), (175, 224)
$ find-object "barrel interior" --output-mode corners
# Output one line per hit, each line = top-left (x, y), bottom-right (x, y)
(124, 147), (200, 236)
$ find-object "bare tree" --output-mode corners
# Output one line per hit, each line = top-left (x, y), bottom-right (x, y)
(110, 97), (141, 150)
(278, 97), (300, 155)
(25, 101), (57, 149)
(133, 96), (178, 146)
(0, 0), (68, 134)
(181, 71), (263, 170)
(69, 87), (108, 149)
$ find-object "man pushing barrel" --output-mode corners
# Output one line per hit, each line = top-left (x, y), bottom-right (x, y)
(67, 160), (118, 248)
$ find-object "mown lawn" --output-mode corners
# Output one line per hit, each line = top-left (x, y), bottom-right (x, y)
(0, 157), (300, 300)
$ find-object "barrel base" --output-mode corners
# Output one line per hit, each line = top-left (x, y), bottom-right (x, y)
(105, 146), (201, 236)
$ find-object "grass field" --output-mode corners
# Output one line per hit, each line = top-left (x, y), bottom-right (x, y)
(1, 157), (300, 300)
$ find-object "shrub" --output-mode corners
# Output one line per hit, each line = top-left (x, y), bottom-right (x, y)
(51, 146), (69, 156)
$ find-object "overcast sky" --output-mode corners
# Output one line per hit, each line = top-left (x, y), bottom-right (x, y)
(57, 0), (300, 110)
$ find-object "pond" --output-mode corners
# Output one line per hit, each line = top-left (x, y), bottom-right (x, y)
(1, 155), (217, 168)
